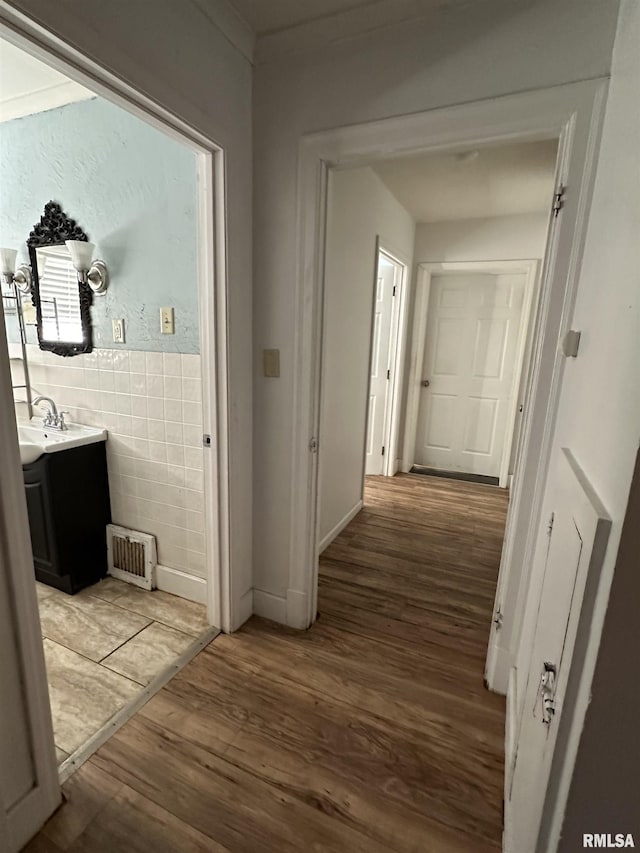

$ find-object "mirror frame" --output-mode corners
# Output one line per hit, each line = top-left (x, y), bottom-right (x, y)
(27, 201), (94, 357)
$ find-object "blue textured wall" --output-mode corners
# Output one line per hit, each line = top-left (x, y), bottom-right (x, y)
(0, 97), (198, 352)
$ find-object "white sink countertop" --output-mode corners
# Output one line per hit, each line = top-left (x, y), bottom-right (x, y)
(18, 421), (107, 465)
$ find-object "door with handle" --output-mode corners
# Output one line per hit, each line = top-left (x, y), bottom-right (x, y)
(365, 252), (397, 476)
(414, 272), (526, 479)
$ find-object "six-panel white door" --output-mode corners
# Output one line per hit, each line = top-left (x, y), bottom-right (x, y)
(414, 272), (526, 479)
(365, 254), (396, 475)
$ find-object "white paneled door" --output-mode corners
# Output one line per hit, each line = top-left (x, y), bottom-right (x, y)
(365, 254), (397, 476)
(414, 272), (526, 479)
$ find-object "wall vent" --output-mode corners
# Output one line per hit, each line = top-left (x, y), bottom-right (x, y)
(106, 524), (157, 590)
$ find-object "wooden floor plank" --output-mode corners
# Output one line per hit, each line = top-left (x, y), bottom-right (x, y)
(91, 716), (389, 853)
(40, 764), (123, 850)
(28, 473), (507, 852)
(68, 783), (229, 853)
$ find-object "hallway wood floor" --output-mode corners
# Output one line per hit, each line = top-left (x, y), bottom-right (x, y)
(26, 474), (508, 853)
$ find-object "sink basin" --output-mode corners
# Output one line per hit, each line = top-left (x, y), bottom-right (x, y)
(18, 421), (107, 465)
(20, 442), (43, 465)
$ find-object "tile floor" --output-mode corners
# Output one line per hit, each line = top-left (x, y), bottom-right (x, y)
(36, 577), (211, 765)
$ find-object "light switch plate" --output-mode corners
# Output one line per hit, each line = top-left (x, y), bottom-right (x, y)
(112, 318), (125, 343)
(263, 349), (280, 378)
(160, 307), (175, 335)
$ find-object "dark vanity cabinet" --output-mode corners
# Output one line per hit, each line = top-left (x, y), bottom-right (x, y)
(22, 441), (111, 594)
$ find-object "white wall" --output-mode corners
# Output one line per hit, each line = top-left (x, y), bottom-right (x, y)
(253, 0), (620, 603)
(2, 0), (253, 628)
(512, 0), (640, 845)
(414, 213), (550, 263)
(318, 167), (414, 546)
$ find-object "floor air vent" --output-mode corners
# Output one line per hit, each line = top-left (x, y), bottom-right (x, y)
(106, 524), (157, 590)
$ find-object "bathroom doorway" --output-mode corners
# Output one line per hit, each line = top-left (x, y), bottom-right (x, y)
(0, 19), (232, 812)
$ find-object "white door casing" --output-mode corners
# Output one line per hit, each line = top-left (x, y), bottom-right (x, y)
(365, 253), (396, 475)
(0, 8), (239, 847)
(505, 448), (611, 853)
(289, 80), (607, 853)
(413, 272), (526, 482)
(0, 7), (236, 633)
(0, 302), (60, 852)
(291, 79), (607, 689)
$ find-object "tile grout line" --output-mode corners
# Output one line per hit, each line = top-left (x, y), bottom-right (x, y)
(83, 582), (209, 637)
(99, 620), (197, 683)
(39, 580), (211, 768)
(97, 619), (159, 666)
(40, 583), (208, 649)
(42, 634), (145, 675)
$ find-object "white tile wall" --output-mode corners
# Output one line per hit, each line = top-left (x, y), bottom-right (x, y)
(21, 346), (206, 579)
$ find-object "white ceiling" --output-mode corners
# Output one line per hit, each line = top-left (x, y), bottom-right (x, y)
(229, 0), (377, 35)
(372, 140), (558, 223)
(228, 0), (457, 36)
(0, 38), (93, 123)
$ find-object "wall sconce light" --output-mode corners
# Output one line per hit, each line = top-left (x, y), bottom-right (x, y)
(65, 240), (109, 295)
(0, 247), (33, 293)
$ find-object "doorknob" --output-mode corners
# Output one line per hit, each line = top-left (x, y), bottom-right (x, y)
(421, 379), (430, 387)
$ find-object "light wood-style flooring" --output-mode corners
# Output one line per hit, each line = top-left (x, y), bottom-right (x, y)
(26, 473), (508, 853)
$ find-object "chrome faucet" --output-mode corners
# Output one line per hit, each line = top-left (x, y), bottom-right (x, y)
(33, 396), (68, 431)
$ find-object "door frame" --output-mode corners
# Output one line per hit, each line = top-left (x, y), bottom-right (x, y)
(0, 13), (233, 630)
(0, 7), (235, 842)
(287, 76), (608, 706)
(369, 243), (409, 479)
(401, 259), (539, 488)
(0, 313), (60, 853)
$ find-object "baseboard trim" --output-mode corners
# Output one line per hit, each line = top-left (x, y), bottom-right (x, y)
(155, 564), (207, 605)
(237, 588), (253, 630)
(286, 588), (309, 629)
(319, 500), (363, 553)
(253, 589), (287, 623)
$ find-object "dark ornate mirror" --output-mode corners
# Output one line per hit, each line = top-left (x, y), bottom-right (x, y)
(27, 201), (94, 357)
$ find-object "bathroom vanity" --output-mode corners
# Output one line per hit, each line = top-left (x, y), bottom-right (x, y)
(19, 422), (111, 594)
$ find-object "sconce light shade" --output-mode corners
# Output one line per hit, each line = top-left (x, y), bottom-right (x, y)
(65, 239), (108, 295)
(0, 247), (17, 275)
(0, 247), (32, 293)
(65, 240), (95, 271)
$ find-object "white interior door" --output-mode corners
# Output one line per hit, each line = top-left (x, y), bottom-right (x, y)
(365, 253), (396, 475)
(414, 272), (525, 479)
(506, 448), (610, 852)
